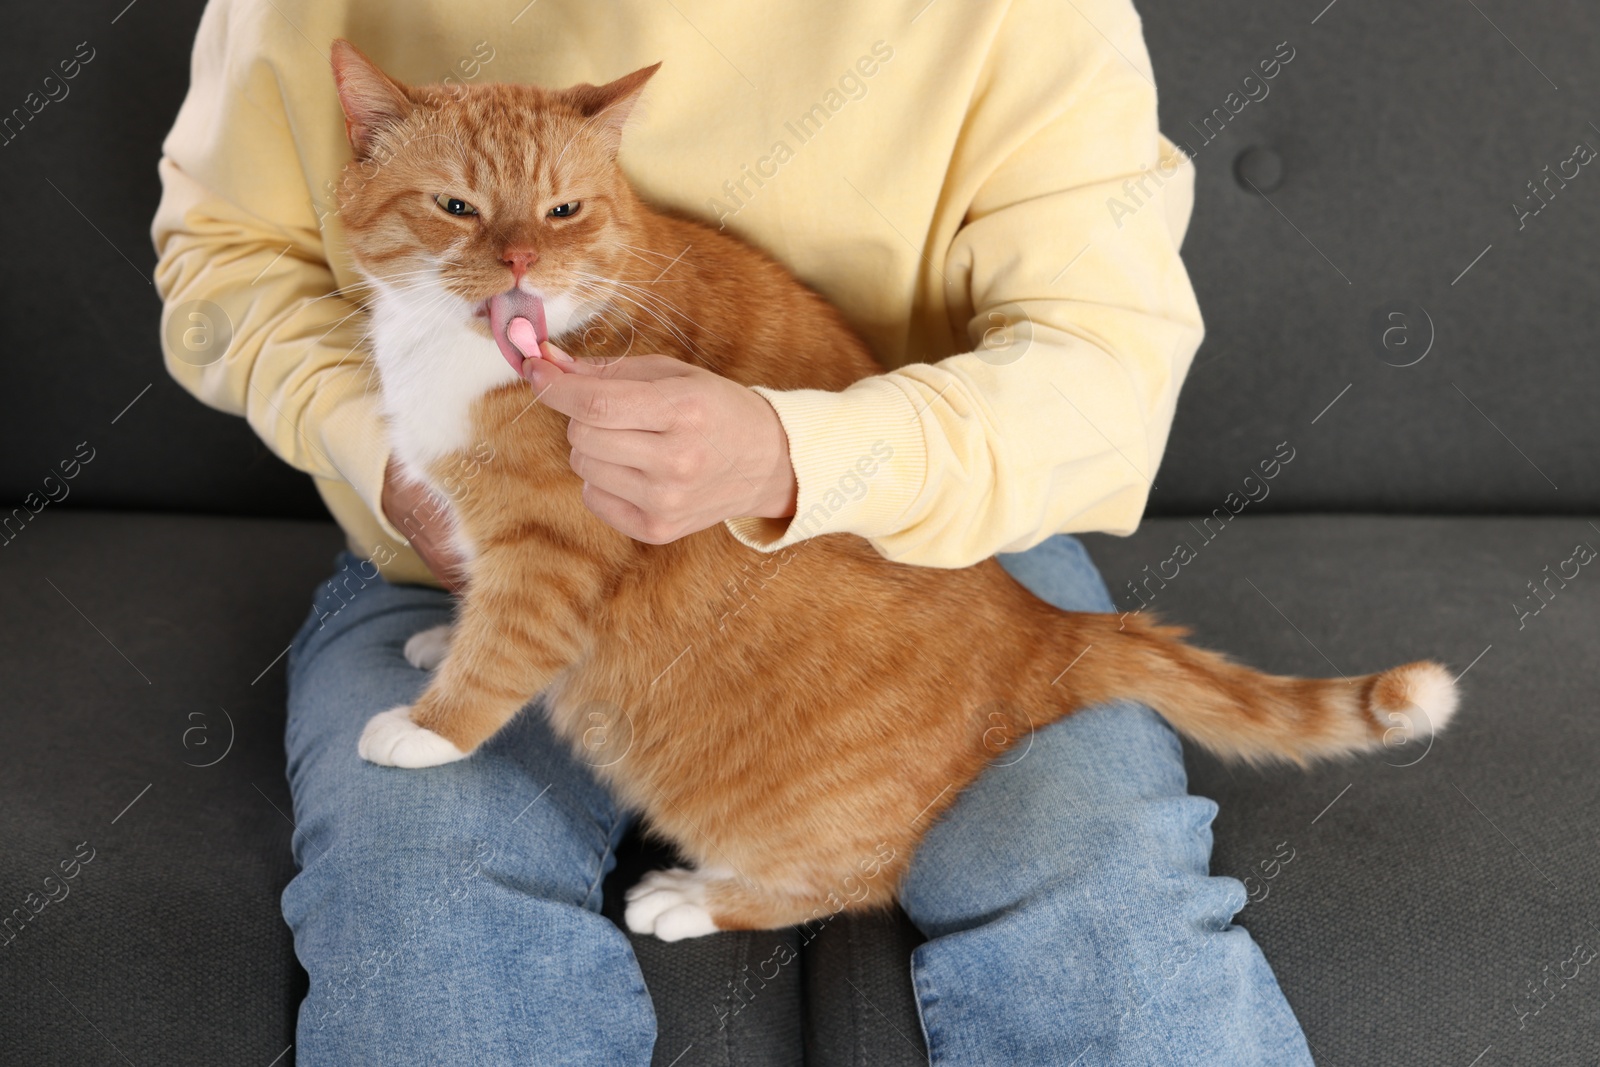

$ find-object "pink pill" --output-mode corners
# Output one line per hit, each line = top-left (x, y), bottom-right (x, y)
(507, 316), (539, 358)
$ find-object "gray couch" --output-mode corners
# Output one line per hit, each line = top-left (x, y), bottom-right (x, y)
(4, 0), (1596, 1063)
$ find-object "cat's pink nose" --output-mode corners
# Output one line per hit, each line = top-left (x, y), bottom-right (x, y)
(502, 247), (539, 283)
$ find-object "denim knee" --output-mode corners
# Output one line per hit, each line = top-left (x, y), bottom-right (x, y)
(903, 763), (1232, 939)
(283, 764), (645, 1051)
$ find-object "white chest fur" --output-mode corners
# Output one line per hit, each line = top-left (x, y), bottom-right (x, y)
(367, 281), (521, 488)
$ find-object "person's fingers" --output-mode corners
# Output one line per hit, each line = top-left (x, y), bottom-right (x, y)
(519, 351), (560, 388)
(517, 342), (585, 385)
(567, 422), (666, 469)
(521, 349), (688, 401)
(579, 480), (664, 543)
(568, 450), (652, 507)
(539, 339), (575, 364)
(526, 371), (679, 430)
(555, 351), (690, 380)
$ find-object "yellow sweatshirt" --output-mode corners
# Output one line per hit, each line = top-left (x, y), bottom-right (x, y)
(152, 0), (1203, 586)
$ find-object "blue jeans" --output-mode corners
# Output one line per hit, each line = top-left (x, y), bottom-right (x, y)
(281, 536), (1313, 1065)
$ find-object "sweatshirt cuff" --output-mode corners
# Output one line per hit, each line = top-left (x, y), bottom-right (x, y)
(724, 377), (928, 552)
(319, 393), (407, 545)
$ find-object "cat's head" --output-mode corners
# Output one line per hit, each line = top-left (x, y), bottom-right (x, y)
(330, 39), (659, 368)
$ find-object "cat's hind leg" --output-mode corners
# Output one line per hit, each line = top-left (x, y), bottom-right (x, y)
(624, 867), (893, 941)
(622, 868), (722, 941)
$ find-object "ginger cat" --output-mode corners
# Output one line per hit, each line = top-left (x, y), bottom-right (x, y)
(329, 41), (1459, 941)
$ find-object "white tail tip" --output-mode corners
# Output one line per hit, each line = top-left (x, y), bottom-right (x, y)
(1374, 661), (1460, 745)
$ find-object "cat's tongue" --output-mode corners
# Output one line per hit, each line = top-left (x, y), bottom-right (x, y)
(487, 289), (548, 372)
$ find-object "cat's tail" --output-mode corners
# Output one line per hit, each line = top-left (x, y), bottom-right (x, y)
(1049, 613), (1459, 766)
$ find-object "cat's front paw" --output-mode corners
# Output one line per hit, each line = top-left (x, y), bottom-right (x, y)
(403, 624), (454, 671)
(624, 868), (720, 941)
(358, 706), (468, 768)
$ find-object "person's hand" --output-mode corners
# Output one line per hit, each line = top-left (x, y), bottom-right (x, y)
(381, 457), (468, 592)
(519, 340), (798, 544)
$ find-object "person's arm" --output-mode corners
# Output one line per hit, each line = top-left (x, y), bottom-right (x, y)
(726, 0), (1205, 568)
(150, 0), (405, 547)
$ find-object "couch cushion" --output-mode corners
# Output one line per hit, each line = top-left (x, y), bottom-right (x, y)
(0, 511), (336, 1064)
(1084, 514), (1600, 1065)
(0, 0), (329, 521)
(1137, 0), (1598, 513)
(0, 511), (804, 1066)
(801, 909), (928, 1066)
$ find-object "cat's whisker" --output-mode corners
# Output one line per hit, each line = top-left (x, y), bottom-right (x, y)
(607, 283), (712, 338)
(569, 267), (715, 334)
(337, 260), (471, 300)
(616, 243), (682, 266)
(570, 272), (723, 355)
(562, 286), (652, 358)
(567, 278), (705, 357)
(570, 284), (694, 352)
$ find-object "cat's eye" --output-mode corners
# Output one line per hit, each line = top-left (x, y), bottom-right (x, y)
(434, 194), (479, 217)
(548, 201), (581, 218)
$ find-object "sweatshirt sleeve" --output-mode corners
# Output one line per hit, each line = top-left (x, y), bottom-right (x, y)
(149, 0), (405, 543)
(725, 0), (1205, 568)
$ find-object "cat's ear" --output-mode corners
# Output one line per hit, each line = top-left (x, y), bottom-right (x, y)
(565, 62), (662, 156)
(331, 39), (415, 157)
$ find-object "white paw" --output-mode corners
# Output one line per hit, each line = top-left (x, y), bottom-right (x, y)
(623, 868), (720, 941)
(404, 624), (454, 671)
(358, 706), (468, 768)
